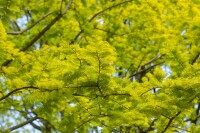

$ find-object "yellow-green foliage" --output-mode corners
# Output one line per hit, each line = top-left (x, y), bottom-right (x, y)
(0, 21), (6, 40)
(0, 0), (200, 132)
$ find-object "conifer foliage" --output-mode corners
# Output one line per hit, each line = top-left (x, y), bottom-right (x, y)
(0, 0), (200, 132)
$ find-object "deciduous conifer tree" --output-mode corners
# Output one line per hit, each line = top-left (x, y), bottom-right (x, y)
(0, 0), (200, 132)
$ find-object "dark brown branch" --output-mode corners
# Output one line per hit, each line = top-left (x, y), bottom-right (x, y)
(161, 114), (171, 119)
(162, 111), (181, 133)
(191, 52), (200, 65)
(128, 54), (165, 79)
(139, 119), (157, 132)
(7, 12), (53, 35)
(1, 59), (12, 67)
(129, 61), (165, 78)
(148, 119), (157, 131)
(69, 30), (84, 44)
(72, 93), (88, 97)
(5, 117), (38, 131)
(140, 88), (155, 96)
(24, 115), (42, 131)
(142, 54), (165, 67)
(0, 86), (38, 101)
(196, 103), (200, 116)
(29, 121), (42, 131)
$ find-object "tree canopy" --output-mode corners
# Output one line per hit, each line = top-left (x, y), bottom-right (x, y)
(0, 0), (200, 132)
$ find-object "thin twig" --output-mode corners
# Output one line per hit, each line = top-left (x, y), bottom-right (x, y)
(0, 86), (38, 101)
(142, 54), (165, 67)
(162, 111), (181, 133)
(62, 0), (73, 14)
(109, 98), (130, 110)
(60, 0), (64, 14)
(89, 0), (133, 22)
(191, 52), (200, 65)
(129, 61), (165, 78)
(4, 117), (38, 131)
(140, 88), (154, 96)
(161, 114), (171, 119)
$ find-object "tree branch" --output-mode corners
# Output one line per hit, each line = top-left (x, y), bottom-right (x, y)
(89, 0), (133, 22)
(148, 119), (157, 131)
(162, 111), (181, 133)
(24, 115), (42, 131)
(129, 61), (165, 78)
(191, 52), (200, 65)
(142, 54), (165, 67)
(140, 88), (156, 96)
(0, 86), (38, 101)
(4, 117), (38, 132)
(29, 121), (42, 131)
(0, 84), (98, 102)
(7, 12), (53, 35)
(69, 30), (84, 44)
